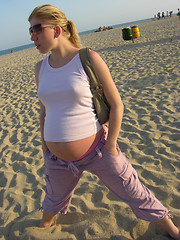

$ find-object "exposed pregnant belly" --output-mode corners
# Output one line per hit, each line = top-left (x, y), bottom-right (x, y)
(45, 127), (104, 161)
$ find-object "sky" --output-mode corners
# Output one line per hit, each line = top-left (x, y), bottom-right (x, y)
(0, 0), (179, 51)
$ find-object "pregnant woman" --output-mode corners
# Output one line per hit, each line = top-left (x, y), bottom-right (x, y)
(28, 4), (179, 239)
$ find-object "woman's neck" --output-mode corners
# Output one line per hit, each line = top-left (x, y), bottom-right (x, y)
(49, 40), (79, 68)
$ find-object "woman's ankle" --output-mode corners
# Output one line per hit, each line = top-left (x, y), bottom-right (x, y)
(40, 211), (56, 228)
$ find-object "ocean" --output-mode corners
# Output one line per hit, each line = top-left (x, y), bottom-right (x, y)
(0, 18), (151, 56)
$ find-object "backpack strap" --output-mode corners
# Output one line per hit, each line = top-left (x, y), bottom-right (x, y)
(79, 48), (102, 90)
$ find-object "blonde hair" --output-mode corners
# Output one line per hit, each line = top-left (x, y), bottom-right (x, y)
(28, 4), (81, 48)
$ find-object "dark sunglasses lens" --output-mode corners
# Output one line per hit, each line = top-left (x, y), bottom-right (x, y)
(29, 24), (42, 35)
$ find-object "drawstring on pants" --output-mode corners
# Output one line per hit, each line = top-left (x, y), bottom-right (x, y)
(67, 146), (103, 177)
(68, 162), (79, 177)
(95, 147), (102, 158)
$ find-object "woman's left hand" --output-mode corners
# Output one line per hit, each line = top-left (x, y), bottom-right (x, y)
(104, 143), (118, 156)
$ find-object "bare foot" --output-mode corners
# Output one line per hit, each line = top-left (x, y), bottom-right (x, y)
(155, 215), (180, 239)
(40, 211), (56, 228)
(175, 233), (180, 240)
(170, 233), (180, 240)
(172, 216), (180, 240)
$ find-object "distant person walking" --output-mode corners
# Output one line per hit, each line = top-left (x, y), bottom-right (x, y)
(178, 9), (180, 19)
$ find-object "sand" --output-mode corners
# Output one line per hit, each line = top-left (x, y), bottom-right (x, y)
(0, 16), (179, 240)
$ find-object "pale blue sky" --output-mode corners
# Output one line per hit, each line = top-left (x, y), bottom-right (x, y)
(0, 0), (179, 50)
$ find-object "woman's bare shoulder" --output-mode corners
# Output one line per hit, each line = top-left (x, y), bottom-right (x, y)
(35, 60), (43, 87)
(88, 49), (109, 73)
(35, 60), (43, 75)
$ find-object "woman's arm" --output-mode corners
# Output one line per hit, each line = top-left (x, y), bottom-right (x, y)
(89, 50), (124, 155)
(35, 61), (49, 154)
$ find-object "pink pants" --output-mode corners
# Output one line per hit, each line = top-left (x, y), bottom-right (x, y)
(42, 128), (169, 222)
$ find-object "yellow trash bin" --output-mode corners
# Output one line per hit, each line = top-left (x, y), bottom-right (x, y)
(131, 26), (140, 39)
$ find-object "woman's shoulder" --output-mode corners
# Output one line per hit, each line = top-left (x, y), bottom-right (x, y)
(35, 55), (49, 73)
(35, 60), (43, 87)
(88, 49), (110, 76)
(35, 60), (43, 73)
(88, 49), (100, 61)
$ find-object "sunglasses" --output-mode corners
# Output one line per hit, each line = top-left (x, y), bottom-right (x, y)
(29, 24), (55, 36)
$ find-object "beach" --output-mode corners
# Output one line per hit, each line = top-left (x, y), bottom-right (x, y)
(0, 16), (180, 240)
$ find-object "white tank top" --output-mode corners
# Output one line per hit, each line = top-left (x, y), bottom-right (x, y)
(38, 53), (101, 142)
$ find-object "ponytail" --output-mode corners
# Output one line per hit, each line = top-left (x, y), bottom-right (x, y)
(66, 20), (81, 48)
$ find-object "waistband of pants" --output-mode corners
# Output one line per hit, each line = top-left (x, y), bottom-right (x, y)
(74, 130), (104, 161)
(72, 126), (107, 163)
(45, 126), (108, 177)
(67, 129), (107, 177)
